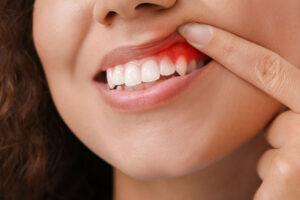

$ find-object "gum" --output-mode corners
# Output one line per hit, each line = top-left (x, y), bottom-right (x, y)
(157, 43), (206, 64)
(113, 42), (207, 69)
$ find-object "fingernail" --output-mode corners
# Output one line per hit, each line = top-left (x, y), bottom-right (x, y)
(178, 23), (213, 47)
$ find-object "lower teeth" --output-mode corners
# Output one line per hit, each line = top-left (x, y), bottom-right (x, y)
(112, 77), (171, 91)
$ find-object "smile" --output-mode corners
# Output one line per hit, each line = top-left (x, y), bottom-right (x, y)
(93, 32), (212, 112)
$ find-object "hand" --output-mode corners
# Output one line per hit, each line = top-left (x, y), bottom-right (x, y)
(178, 23), (300, 199)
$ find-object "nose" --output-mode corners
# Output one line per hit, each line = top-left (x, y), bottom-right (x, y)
(94, 0), (177, 25)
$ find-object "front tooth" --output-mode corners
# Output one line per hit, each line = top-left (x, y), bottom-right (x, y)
(124, 63), (142, 87)
(175, 56), (187, 76)
(187, 59), (197, 74)
(160, 56), (175, 76)
(141, 58), (160, 82)
(112, 65), (124, 85)
(106, 68), (115, 89)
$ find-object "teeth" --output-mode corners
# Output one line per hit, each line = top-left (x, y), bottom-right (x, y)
(124, 63), (142, 87)
(133, 84), (145, 90)
(144, 82), (156, 89)
(106, 68), (115, 89)
(160, 56), (175, 76)
(116, 85), (123, 91)
(187, 59), (197, 74)
(112, 65), (124, 85)
(116, 82), (154, 91)
(141, 58), (160, 83)
(106, 55), (206, 91)
(175, 56), (187, 76)
(124, 86), (134, 91)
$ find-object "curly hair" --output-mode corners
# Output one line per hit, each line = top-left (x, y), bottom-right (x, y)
(0, 1), (112, 199)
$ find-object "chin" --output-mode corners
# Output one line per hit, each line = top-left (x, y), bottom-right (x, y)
(103, 124), (257, 181)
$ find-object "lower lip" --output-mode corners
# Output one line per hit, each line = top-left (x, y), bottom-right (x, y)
(94, 63), (211, 112)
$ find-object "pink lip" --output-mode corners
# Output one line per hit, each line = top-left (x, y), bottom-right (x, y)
(94, 65), (210, 112)
(93, 31), (211, 112)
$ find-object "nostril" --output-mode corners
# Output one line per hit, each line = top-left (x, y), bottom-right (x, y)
(104, 11), (116, 24)
(135, 3), (163, 10)
(107, 11), (116, 18)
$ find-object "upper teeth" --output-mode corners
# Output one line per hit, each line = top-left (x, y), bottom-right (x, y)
(175, 56), (187, 76)
(141, 59), (160, 83)
(124, 63), (142, 87)
(160, 56), (175, 76)
(106, 55), (204, 89)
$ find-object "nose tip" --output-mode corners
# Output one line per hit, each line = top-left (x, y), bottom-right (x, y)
(94, 0), (177, 25)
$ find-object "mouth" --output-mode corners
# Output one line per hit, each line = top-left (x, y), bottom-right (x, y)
(93, 31), (212, 112)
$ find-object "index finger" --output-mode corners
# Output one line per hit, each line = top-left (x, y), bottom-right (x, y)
(179, 23), (300, 113)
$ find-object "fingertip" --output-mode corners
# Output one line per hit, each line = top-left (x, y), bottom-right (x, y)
(178, 23), (213, 47)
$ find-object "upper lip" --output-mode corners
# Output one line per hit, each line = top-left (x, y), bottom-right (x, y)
(97, 31), (186, 73)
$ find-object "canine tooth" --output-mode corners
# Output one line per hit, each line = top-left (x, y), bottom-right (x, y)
(124, 63), (141, 87)
(187, 59), (197, 74)
(141, 58), (160, 82)
(106, 68), (115, 89)
(160, 56), (175, 76)
(175, 56), (187, 76)
(112, 65), (124, 85)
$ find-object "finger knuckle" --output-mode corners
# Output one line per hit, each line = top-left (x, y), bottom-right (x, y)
(253, 184), (273, 200)
(254, 53), (286, 92)
(253, 189), (263, 200)
(269, 111), (298, 131)
(257, 149), (277, 180)
(290, 120), (300, 137)
(275, 111), (300, 138)
(273, 154), (299, 183)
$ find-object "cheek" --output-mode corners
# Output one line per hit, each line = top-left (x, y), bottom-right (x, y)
(32, 0), (288, 180)
(193, 0), (300, 66)
(33, 0), (93, 77)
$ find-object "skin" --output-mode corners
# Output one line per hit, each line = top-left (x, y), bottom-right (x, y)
(32, 0), (300, 199)
(179, 22), (300, 199)
(180, 23), (300, 200)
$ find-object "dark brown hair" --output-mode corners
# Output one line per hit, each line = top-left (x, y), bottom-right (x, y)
(0, 1), (112, 199)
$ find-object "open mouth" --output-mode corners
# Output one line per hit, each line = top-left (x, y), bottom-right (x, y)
(94, 42), (212, 91)
(93, 32), (213, 112)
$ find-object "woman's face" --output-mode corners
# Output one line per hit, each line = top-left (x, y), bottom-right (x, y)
(33, 0), (300, 180)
